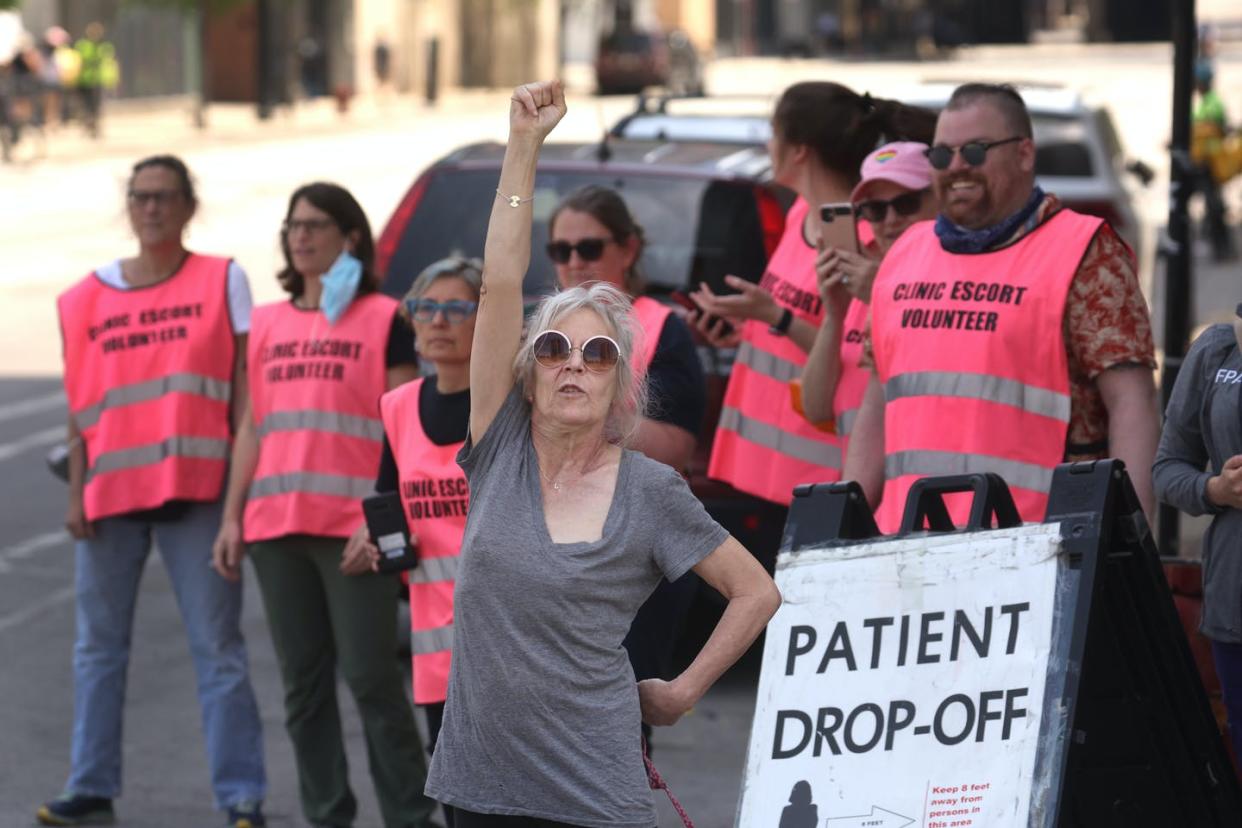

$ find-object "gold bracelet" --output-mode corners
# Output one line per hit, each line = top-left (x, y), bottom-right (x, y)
(496, 189), (534, 208)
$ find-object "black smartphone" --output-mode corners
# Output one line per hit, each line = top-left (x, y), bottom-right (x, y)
(362, 491), (420, 574)
(669, 289), (735, 338)
(819, 202), (859, 253)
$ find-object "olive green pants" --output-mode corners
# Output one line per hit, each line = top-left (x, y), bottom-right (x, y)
(249, 535), (434, 828)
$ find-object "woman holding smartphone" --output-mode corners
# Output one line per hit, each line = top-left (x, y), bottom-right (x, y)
(798, 142), (939, 508)
(690, 82), (935, 539)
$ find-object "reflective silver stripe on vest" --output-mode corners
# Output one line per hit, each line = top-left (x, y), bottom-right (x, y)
(408, 556), (459, 584)
(885, 450), (1054, 494)
(411, 624), (454, 655)
(837, 407), (858, 438)
(884, 371), (1070, 423)
(718, 406), (841, 469)
(735, 341), (801, 384)
(256, 410), (385, 441)
(76, 373), (231, 430)
(247, 472), (376, 501)
(86, 435), (230, 482)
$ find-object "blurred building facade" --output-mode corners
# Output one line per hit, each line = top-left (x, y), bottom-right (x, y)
(16, 0), (1186, 105)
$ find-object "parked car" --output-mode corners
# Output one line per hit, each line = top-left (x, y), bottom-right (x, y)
(595, 28), (703, 97)
(610, 84), (1150, 247)
(376, 137), (791, 563)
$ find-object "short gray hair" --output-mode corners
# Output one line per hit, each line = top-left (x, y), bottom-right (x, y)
(405, 256), (484, 302)
(515, 282), (649, 444)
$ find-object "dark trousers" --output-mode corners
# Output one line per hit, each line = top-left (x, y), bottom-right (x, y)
(1212, 640), (1242, 767)
(249, 536), (436, 827)
(454, 811), (584, 828)
(422, 702), (454, 827)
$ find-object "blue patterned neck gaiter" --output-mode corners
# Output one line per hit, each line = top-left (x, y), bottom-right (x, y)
(934, 186), (1046, 254)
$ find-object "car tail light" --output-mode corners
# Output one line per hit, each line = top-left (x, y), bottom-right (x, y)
(754, 186), (786, 258)
(376, 174), (430, 280)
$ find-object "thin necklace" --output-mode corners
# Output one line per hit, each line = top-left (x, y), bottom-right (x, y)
(538, 461), (563, 492)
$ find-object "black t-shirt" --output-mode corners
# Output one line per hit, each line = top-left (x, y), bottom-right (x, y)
(645, 312), (706, 436)
(375, 379), (471, 493)
(386, 313), (416, 368)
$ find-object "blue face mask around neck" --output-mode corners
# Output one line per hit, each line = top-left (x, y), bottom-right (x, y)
(320, 249), (363, 325)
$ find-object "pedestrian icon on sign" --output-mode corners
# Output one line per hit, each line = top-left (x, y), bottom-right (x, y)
(779, 780), (818, 827)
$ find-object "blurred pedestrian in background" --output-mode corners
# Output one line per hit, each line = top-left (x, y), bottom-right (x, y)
(547, 185), (707, 749)
(44, 154), (267, 828)
(1154, 309), (1242, 766)
(798, 141), (939, 507)
(855, 83), (1159, 532)
(690, 81), (933, 561)
(346, 255), (483, 828)
(37, 26), (73, 130)
(423, 79), (780, 826)
(74, 22), (117, 138)
(213, 182), (436, 828)
(1190, 58), (1237, 262)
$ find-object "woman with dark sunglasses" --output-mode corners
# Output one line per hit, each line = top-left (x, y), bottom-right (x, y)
(343, 256), (482, 827)
(422, 80), (780, 828)
(546, 185), (708, 751)
(798, 142), (939, 508)
(546, 186), (705, 472)
(212, 182), (437, 828)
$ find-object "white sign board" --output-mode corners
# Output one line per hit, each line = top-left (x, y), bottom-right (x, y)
(737, 523), (1064, 828)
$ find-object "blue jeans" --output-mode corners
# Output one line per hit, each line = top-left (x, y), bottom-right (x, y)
(67, 499), (266, 809)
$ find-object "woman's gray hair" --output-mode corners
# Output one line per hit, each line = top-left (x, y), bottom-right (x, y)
(404, 256), (484, 302)
(515, 282), (649, 444)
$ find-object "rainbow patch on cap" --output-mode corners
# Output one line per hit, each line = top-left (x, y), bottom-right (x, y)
(873, 150), (898, 163)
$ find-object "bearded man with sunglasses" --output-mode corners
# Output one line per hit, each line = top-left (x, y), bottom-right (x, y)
(851, 82), (1159, 532)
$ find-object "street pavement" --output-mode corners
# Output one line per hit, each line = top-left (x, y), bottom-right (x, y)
(1, 40), (1241, 827)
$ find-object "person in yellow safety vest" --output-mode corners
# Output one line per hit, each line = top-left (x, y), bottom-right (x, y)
(1190, 59), (1237, 261)
(688, 81), (935, 562)
(73, 21), (117, 138)
(852, 83), (1160, 533)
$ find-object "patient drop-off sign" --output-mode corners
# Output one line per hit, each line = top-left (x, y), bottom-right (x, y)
(737, 524), (1065, 828)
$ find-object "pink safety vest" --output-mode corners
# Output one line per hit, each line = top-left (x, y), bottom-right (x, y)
(709, 198), (843, 504)
(870, 210), (1103, 532)
(834, 297), (871, 444)
(244, 294), (397, 542)
(380, 378), (466, 704)
(58, 254), (235, 521)
(631, 295), (672, 375)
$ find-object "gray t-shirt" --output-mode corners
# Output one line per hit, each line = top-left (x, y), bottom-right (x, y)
(424, 388), (728, 826)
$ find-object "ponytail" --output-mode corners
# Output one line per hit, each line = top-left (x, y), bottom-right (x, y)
(773, 82), (936, 184)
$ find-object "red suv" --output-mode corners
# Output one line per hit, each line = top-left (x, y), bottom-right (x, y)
(376, 138), (792, 559)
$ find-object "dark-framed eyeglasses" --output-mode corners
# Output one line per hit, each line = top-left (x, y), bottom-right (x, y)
(532, 329), (620, 372)
(127, 189), (182, 208)
(924, 137), (1024, 170)
(282, 217), (338, 236)
(546, 238), (610, 264)
(854, 189), (930, 223)
(403, 298), (479, 324)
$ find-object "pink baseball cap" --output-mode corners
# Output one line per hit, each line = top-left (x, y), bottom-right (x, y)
(851, 142), (933, 203)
